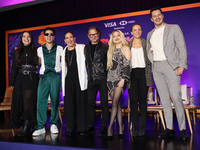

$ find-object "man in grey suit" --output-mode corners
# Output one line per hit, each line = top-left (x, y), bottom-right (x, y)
(146, 7), (188, 141)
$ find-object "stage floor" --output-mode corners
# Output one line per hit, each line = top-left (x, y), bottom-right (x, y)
(0, 113), (199, 150)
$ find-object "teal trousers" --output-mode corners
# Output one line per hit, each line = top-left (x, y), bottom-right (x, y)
(35, 72), (61, 129)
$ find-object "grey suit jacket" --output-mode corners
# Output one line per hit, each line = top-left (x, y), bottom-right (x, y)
(128, 38), (153, 87)
(146, 24), (187, 70)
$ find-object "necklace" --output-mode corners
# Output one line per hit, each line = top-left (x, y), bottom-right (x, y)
(67, 48), (74, 67)
(24, 47), (29, 65)
(46, 44), (53, 51)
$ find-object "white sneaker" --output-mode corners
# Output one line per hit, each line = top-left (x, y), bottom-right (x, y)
(50, 124), (59, 134)
(32, 128), (46, 136)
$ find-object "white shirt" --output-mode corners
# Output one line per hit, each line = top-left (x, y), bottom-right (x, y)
(131, 47), (145, 68)
(37, 45), (63, 75)
(150, 25), (166, 61)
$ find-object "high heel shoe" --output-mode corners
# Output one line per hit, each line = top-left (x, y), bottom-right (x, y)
(117, 125), (125, 138)
(107, 128), (113, 141)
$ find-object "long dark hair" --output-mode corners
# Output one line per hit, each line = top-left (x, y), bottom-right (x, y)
(16, 31), (38, 67)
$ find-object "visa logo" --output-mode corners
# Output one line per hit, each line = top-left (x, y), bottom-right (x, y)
(104, 22), (117, 28)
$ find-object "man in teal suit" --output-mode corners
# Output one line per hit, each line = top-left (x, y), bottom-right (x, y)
(33, 27), (63, 136)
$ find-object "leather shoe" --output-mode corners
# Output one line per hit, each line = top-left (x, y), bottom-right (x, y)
(132, 134), (139, 138)
(98, 126), (107, 137)
(158, 128), (175, 139)
(180, 130), (188, 141)
(67, 131), (72, 136)
(75, 130), (81, 134)
(80, 126), (95, 136)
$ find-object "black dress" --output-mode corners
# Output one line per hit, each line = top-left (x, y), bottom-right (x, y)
(7, 45), (39, 129)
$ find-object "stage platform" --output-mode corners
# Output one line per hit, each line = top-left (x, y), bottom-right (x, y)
(0, 114), (199, 150)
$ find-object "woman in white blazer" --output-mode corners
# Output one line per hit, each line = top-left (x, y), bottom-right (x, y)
(62, 32), (88, 136)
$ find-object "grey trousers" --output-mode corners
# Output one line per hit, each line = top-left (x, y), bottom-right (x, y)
(153, 61), (186, 131)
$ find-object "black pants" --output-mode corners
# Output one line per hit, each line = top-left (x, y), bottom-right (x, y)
(64, 71), (87, 132)
(128, 68), (148, 120)
(87, 79), (109, 127)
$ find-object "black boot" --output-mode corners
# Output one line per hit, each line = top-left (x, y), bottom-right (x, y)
(98, 126), (107, 137)
(132, 117), (138, 137)
(80, 126), (95, 136)
(139, 117), (146, 136)
(18, 120), (30, 137)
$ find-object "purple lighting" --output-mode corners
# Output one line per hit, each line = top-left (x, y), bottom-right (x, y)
(0, 0), (35, 8)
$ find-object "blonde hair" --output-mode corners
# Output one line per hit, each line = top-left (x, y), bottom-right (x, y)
(107, 30), (128, 70)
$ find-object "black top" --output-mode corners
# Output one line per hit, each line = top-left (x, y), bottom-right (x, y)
(90, 43), (97, 61)
(23, 45), (33, 64)
(65, 48), (77, 72)
(10, 45), (37, 86)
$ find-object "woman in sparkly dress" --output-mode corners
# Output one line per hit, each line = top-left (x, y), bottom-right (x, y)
(107, 30), (131, 140)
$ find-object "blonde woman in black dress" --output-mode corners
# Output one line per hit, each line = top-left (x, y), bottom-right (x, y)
(107, 30), (131, 140)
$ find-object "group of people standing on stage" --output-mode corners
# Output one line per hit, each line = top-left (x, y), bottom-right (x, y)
(7, 7), (188, 141)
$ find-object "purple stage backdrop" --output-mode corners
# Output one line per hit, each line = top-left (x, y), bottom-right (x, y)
(6, 5), (200, 107)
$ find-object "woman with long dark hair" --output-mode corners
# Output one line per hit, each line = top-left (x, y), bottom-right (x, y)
(107, 30), (131, 140)
(8, 31), (39, 136)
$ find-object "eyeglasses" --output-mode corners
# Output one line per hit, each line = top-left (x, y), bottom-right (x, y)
(88, 33), (99, 38)
(44, 33), (54, 36)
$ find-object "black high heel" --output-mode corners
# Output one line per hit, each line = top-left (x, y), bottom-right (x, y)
(107, 128), (113, 141)
(117, 125), (125, 138)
